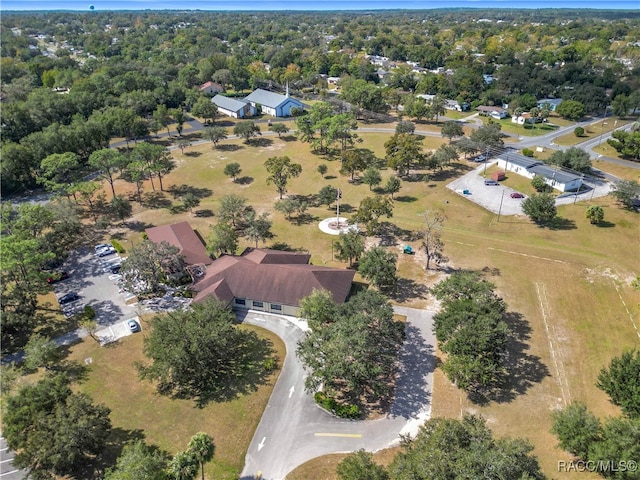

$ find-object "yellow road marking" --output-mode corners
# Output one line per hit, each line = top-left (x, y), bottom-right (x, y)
(314, 433), (362, 438)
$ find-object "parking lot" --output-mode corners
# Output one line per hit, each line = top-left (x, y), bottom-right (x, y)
(52, 247), (137, 329)
(0, 437), (26, 480)
(447, 161), (527, 216)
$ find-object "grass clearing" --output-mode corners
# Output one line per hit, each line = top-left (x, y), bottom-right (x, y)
(99, 123), (639, 480)
(554, 117), (635, 147)
(64, 321), (285, 479)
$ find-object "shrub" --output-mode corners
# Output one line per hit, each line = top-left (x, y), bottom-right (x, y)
(574, 126), (585, 137)
(83, 305), (96, 320)
(314, 391), (360, 419)
(263, 357), (277, 372)
(110, 239), (125, 253)
(522, 148), (534, 157)
(531, 175), (548, 192)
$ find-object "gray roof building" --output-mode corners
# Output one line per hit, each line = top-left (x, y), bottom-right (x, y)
(211, 95), (250, 113)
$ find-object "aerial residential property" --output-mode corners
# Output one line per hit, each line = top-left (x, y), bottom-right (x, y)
(1, 5), (639, 480)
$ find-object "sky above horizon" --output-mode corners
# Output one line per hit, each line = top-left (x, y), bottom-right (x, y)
(2, 0), (639, 10)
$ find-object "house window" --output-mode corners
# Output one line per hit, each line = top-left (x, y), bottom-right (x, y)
(271, 304), (282, 311)
(253, 301), (263, 308)
(234, 298), (246, 305)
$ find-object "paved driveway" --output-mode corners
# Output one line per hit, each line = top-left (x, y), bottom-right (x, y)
(239, 305), (436, 480)
(446, 162), (526, 216)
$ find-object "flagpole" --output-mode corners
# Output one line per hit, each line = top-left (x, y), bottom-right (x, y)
(336, 188), (341, 224)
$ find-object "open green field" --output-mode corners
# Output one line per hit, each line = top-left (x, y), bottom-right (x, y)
(102, 126), (639, 480)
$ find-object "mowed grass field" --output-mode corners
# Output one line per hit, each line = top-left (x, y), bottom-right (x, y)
(101, 126), (638, 479)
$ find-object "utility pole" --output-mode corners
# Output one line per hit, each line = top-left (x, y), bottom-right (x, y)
(497, 190), (504, 222)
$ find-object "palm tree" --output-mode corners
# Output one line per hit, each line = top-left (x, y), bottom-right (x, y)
(168, 451), (198, 480)
(187, 433), (215, 480)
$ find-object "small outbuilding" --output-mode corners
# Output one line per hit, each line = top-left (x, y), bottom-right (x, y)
(491, 171), (506, 182)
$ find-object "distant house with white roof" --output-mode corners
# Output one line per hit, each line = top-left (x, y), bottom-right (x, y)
(537, 98), (563, 111)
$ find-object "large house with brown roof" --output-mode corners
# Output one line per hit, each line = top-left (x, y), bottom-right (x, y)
(145, 222), (211, 266)
(192, 248), (355, 316)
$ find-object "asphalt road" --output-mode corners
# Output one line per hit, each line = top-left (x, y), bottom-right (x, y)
(239, 305), (435, 480)
(0, 437), (26, 480)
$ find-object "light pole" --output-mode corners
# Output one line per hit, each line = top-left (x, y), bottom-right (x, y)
(497, 190), (505, 222)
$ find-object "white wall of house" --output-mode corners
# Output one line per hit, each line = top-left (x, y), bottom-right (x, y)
(496, 158), (581, 192)
(232, 297), (298, 315)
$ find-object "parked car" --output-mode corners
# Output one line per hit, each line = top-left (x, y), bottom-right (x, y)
(58, 292), (79, 304)
(108, 265), (121, 274)
(127, 319), (140, 332)
(484, 179), (499, 186)
(46, 271), (69, 284)
(94, 243), (111, 252)
(474, 155), (487, 162)
(510, 192), (525, 198)
(96, 246), (116, 257)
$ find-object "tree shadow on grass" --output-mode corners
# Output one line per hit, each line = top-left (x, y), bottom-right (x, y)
(216, 144), (243, 152)
(126, 220), (155, 232)
(546, 217), (577, 230)
(594, 220), (616, 228)
(388, 277), (429, 304)
(141, 191), (172, 209)
(194, 209), (214, 218)
(166, 184), (213, 200)
(396, 195), (418, 203)
(468, 312), (550, 405)
(184, 151), (202, 157)
(377, 221), (414, 246)
(280, 135), (298, 142)
(235, 176), (254, 185)
(248, 137), (273, 148)
(294, 213), (320, 225)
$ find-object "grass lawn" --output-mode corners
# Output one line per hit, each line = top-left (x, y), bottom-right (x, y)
(480, 116), (567, 137)
(554, 117), (636, 147)
(98, 123), (639, 480)
(62, 321), (286, 479)
(592, 158), (640, 182)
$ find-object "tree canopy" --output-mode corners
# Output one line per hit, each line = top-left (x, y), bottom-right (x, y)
(120, 240), (185, 295)
(264, 155), (302, 199)
(596, 349), (640, 418)
(4, 374), (112, 479)
(389, 415), (545, 480)
(137, 299), (272, 405)
(297, 289), (405, 404)
(432, 271), (510, 392)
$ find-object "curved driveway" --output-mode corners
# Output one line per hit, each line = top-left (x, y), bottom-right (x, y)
(238, 305), (435, 480)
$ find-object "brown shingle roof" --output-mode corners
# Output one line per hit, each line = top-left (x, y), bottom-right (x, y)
(145, 222), (211, 266)
(192, 248), (354, 306)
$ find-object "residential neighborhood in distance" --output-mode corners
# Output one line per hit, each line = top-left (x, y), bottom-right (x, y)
(1, 6), (639, 480)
